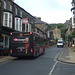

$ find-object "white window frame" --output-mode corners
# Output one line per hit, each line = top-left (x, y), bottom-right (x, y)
(15, 18), (18, 30)
(15, 17), (22, 31)
(29, 24), (31, 32)
(25, 24), (28, 32)
(9, 13), (12, 28)
(3, 12), (12, 28)
(19, 19), (22, 31)
(24, 24), (31, 32)
(4, 1), (6, 9)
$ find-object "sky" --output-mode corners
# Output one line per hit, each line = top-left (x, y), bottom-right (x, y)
(14, 0), (72, 24)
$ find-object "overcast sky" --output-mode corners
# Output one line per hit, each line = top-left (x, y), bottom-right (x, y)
(14, 0), (72, 24)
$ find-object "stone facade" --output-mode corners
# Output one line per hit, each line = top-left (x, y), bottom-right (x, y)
(71, 0), (75, 28)
(34, 17), (50, 39)
(53, 26), (61, 40)
(0, 0), (46, 50)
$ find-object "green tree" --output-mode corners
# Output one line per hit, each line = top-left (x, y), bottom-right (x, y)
(71, 32), (75, 38)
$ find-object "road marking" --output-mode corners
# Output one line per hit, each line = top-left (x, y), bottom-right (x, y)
(48, 48), (63, 75)
(54, 48), (63, 62)
(49, 61), (57, 75)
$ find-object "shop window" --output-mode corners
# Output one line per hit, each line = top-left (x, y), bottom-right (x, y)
(5, 36), (9, 48)
(0, 37), (3, 48)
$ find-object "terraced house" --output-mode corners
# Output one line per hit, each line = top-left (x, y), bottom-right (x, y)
(0, 0), (36, 52)
(0, 0), (52, 56)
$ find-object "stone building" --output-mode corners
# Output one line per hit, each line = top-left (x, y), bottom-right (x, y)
(71, 0), (75, 29)
(0, 0), (45, 50)
(34, 17), (50, 39)
(0, 0), (52, 51)
(52, 26), (61, 40)
(65, 18), (75, 46)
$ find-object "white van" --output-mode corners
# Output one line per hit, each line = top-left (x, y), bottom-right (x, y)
(57, 39), (64, 47)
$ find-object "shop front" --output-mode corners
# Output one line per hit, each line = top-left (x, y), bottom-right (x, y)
(0, 25), (15, 55)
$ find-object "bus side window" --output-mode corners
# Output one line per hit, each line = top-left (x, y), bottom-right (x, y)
(36, 36), (40, 45)
(37, 36), (41, 45)
(34, 36), (38, 46)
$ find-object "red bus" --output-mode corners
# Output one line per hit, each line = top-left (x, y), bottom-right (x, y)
(10, 32), (46, 57)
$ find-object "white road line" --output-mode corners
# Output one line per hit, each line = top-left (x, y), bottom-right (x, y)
(49, 61), (58, 75)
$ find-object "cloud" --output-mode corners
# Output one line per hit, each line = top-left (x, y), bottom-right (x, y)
(34, 10), (72, 23)
(57, 0), (72, 8)
(14, 0), (72, 23)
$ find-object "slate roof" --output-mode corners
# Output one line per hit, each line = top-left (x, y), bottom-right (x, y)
(34, 19), (47, 24)
(8, 0), (35, 18)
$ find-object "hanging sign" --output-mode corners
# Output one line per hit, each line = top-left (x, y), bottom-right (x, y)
(22, 18), (29, 24)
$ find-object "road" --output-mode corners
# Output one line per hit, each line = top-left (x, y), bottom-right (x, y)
(0, 46), (75, 75)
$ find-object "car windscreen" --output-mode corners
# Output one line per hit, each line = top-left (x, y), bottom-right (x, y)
(58, 41), (63, 43)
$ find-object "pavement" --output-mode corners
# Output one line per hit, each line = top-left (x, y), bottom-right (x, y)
(57, 46), (75, 64)
(0, 56), (16, 64)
